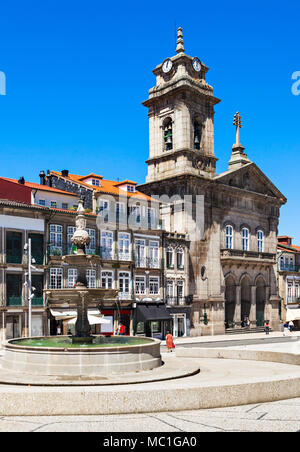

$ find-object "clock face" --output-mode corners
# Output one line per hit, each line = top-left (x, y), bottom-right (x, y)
(192, 57), (201, 72)
(162, 58), (173, 74)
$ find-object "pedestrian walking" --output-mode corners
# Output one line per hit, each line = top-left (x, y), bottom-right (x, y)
(264, 321), (270, 335)
(289, 320), (294, 333)
(119, 323), (125, 336)
(283, 322), (289, 336)
(56, 323), (61, 335)
(166, 331), (175, 353)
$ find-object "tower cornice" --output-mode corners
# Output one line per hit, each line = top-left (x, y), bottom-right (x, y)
(143, 78), (220, 108)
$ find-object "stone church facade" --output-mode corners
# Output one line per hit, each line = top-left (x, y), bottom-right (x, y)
(138, 28), (287, 336)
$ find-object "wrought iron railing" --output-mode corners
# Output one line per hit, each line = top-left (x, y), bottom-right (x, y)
(166, 296), (187, 306)
(287, 296), (300, 304)
(279, 264), (300, 273)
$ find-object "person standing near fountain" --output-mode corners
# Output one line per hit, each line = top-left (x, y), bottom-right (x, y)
(166, 331), (174, 353)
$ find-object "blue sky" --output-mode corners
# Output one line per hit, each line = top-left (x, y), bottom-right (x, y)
(0, 0), (299, 240)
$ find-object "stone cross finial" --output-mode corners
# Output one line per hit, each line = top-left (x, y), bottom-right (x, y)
(176, 27), (185, 54)
(233, 112), (242, 146)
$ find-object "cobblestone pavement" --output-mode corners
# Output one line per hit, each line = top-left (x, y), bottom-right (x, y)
(0, 398), (300, 432)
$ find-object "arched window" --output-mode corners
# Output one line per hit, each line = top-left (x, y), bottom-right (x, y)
(163, 118), (173, 151)
(176, 248), (184, 269)
(242, 228), (249, 251)
(257, 230), (264, 252)
(225, 225), (233, 249)
(194, 120), (202, 150)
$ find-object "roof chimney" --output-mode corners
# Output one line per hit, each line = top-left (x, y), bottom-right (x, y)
(18, 177), (25, 185)
(39, 170), (46, 185)
(61, 169), (69, 177)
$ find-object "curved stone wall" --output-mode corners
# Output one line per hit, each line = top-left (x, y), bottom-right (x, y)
(2, 336), (161, 376)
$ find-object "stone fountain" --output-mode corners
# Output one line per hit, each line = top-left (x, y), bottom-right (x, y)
(1, 200), (161, 378)
(46, 198), (117, 344)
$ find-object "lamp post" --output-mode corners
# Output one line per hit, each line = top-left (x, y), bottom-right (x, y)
(24, 238), (37, 337)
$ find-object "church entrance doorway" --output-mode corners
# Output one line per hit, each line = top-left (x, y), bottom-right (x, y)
(256, 277), (266, 327)
(225, 276), (236, 328)
(241, 276), (251, 326)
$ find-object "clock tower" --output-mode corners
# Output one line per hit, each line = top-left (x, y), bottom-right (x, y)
(143, 27), (221, 183)
(139, 28), (286, 337)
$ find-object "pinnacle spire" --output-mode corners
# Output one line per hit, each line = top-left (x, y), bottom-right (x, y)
(229, 111), (250, 169)
(176, 27), (185, 54)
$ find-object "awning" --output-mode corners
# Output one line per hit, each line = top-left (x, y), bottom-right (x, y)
(67, 315), (110, 325)
(286, 308), (300, 321)
(50, 309), (102, 320)
(136, 304), (172, 323)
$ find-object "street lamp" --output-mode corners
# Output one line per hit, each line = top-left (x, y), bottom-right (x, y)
(24, 238), (36, 337)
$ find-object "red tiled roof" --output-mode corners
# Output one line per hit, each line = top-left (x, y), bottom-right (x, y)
(115, 180), (137, 186)
(2, 178), (78, 197)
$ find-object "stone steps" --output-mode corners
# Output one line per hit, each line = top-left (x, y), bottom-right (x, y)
(225, 327), (268, 335)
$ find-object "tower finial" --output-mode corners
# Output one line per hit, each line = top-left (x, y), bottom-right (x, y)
(233, 112), (242, 146)
(229, 111), (250, 169)
(176, 27), (185, 54)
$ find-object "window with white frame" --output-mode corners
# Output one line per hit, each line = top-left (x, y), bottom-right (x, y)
(287, 281), (293, 303)
(130, 205), (141, 225)
(100, 231), (114, 259)
(118, 272), (131, 298)
(127, 185), (135, 192)
(92, 179), (100, 187)
(116, 202), (126, 224)
(166, 280), (174, 298)
(49, 268), (63, 289)
(242, 228), (249, 251)
(50, 201), (57, 208)
(149, 276), (159, 295)
(135, 276), (146, 295)
(86, 228), (96, 254)
(135, 239), (146, 267)
(176, 280), (184, 300)
(166, 247), (174, 268)
(101, 271), (113, 289)
(118, 233), (130, 260)
(279, 255), (285, 270)
(39, 199), (46, 206)
(149, 241), (159, 268)
(148, 208), (156, 229)
(257, 230), (264, 252)
(67, 268), (77, 288)
(98, 200), (109, 222)
(295, 282), (300, 299)
(67, 226), (76, 254)
(86, 269), (96, 288)
(225, 225), (233, 250)
(177, 248), (184, 269)
(49, 225), (63, 255)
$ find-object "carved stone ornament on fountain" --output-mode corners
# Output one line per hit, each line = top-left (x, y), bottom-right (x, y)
(46, 199), (118, 344)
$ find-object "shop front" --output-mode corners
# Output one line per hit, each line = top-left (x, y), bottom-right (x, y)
(168, 306), (191, 337)
(135, 303), (172, 340)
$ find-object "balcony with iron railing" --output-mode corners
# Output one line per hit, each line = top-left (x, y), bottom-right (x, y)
(221, 249), (276, 265)
(134, 256), (161, 269)
(278, 264), (300, 273)
(6, 296), (22, 306)
(287, 296), (300, 304)
(166, 296), (190, 307)
(47, 242), (98, 258)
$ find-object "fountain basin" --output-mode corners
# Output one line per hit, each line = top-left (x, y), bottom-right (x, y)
(2, 336), (161, 376)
